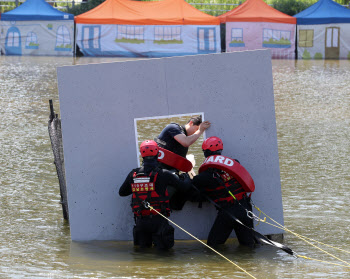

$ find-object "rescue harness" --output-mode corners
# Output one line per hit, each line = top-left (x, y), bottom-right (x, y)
(205, 168), (247, 204)
(131, 169), (170, 217)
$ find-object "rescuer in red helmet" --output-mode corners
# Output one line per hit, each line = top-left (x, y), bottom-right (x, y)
(192, 136), (259, 247)
(119, 140), (191, 250)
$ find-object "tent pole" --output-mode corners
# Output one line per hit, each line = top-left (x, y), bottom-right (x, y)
(295, 25), (298, 60)
(74, 23), (77, 57)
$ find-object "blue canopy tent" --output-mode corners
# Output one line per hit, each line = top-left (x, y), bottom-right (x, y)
(0, 0), (74, 56)
(295, 0), (350, 59)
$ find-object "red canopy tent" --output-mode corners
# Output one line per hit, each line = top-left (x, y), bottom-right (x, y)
(74, 0), (221, 57)
(75, 0), (219, 25)
(218, 0), (296, 59)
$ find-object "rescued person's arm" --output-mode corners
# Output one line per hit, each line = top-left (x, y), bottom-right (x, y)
(174, 121), (211, 147)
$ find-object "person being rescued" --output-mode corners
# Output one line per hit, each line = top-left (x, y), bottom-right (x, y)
(119, 140), (191, 250)
(155, 115), (211, 210)
(192, 136), (260, 248)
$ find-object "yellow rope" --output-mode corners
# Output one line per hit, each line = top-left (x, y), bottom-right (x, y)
(297, 255), (350, 268)
(175, 186), (349, 269)
(148, 205), (257, 279)
(287, 231), (350, 255)
(253, 205), (350, 267)
(256, 209), (262, 226)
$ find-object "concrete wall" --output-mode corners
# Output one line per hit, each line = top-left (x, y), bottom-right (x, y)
(57, 50), (284, 241)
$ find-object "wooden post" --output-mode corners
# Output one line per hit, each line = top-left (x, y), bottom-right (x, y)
(48, 100), (69, 221)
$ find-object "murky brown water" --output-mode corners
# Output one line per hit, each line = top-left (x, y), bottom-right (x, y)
(0, 56), (349, 278)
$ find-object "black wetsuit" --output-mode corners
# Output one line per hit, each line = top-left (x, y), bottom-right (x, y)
(119, 161), (190, 249)
(193, 168), (257, 247)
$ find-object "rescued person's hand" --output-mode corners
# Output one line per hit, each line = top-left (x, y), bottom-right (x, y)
(199, 121), (211, 132)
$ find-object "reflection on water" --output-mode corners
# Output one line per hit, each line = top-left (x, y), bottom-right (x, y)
(0, 56), (349, 278)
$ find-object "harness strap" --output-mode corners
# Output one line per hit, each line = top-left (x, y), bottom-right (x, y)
(210, 169), (246, 203)
(132, 169), (170, 216)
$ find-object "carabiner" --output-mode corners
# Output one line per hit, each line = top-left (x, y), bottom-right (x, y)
(246, 210), (260, 222)
(247, 210), (255, 219)
(142, 200), (150, 209)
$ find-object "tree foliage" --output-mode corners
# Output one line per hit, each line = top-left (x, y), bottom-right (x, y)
(271, 0), (349, 16)
(67, 0), (106, 15)
(0, 1), (17, 13)
(270, 0), (316, 16)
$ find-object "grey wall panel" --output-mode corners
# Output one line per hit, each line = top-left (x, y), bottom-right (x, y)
(57, 50), (284, 241)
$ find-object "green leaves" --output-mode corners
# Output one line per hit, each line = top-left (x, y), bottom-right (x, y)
(270, 0), (316, 16)
(67, 0), (106, 16)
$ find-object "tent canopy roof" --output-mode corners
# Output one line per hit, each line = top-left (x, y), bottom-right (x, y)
(218, 0), (296, 24)
(0, 0), (74, 21)
(75, 0), (219, 25)
(295, 0), (350, 24)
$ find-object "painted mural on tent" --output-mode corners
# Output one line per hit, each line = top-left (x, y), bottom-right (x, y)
(297, 24), (350, 60)
(0, 20), (74, 56)
(225, 22), (296, 59)
(76, 24), (220, 57)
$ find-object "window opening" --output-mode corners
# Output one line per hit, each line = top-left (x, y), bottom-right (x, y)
(134, 113), (205, 173)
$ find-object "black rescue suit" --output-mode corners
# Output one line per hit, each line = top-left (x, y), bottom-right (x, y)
(119, 162), (190, 250)
(193, 166), (258, 247)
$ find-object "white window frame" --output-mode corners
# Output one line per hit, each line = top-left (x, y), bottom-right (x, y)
(25, 32), (37, 46)
(154, 26), (181, 41)
(56, 25), (71, 48)
(263, 28), (291, 42)
(231, 28), (243, 42)
(117, 25), (144, 40)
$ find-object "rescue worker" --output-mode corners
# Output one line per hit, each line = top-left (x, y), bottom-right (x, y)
(119, 140), (191, 250)
(192, 136), (258, 247)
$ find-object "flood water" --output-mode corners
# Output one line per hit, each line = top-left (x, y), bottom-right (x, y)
(0, 56), (349, 278)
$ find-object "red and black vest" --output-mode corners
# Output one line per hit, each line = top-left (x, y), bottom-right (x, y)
(205, 169), (246, 205)
(131, 170), (170, 217)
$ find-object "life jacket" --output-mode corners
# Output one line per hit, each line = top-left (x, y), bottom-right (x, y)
(205, 168), (246, 205)
(198, 155), (255, 193)
(157, 147), (193, 172)
(131, 170), (170, 217)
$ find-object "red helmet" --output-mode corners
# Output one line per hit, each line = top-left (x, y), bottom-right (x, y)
(140, 140), (159, 157)
(202, 136), (223, 151)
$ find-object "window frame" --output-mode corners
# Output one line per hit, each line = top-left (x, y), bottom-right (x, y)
(154, 26), (182, 42)
(231, 28), (243, 43)
(117, 25), (145, 41)
(299, 29), (314, 48)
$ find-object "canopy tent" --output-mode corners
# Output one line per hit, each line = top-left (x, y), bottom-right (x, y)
(75, 0), (221, 57)
(295, 0), (350, 59)
(219, 0), (296, 59)
(0, 0), (74, 56)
